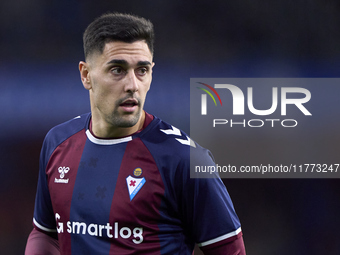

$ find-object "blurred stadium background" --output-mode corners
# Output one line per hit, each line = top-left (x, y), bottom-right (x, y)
(1, 0), (340, 254)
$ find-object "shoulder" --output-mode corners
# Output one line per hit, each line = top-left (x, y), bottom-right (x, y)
(45, 113), (89, 142)
(42, 113), (90, 154)
(139, 115), (215, 166)
(140, 116), (195, 152)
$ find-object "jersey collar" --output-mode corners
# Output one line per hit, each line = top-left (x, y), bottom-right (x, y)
(85, 111), (154, 145)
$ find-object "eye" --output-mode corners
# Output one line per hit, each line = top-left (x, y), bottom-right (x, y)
(136, 67), (149, 76)
(111, 67), (125, 75)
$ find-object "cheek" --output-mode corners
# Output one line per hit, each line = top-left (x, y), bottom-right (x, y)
(145, 83), (151, 93)
(92, 76), (118, 96)
(142, 78), (152, 93)
(91, 81), (119, 107)
(139, 84), (150, 101)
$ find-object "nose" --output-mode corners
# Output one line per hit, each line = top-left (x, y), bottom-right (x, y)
(125, 71), (139, 93)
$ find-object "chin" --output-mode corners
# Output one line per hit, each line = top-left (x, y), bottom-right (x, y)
(114, 113), (140, 128)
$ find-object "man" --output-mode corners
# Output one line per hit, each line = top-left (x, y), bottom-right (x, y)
(25, 13), (246, 254)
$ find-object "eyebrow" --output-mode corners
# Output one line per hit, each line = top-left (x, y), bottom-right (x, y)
(106, 59), (152, 66)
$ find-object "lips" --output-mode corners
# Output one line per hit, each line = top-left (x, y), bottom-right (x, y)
(119, 98), (139, 112)
(119, 98), (138, 107)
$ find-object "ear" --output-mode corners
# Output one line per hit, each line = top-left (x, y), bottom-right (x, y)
(79, 61), (91, 90)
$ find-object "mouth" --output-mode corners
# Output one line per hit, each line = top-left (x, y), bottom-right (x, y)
(119, 98), (139, 112)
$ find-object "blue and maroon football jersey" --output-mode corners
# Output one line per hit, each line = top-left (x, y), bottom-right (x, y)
(32, 112), (242, 254)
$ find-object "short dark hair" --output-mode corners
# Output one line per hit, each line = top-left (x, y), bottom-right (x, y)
(83, 13), (154, 60)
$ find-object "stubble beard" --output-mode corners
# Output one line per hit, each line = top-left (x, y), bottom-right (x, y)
(108, 96), (142, 128)
(110, 109), (141, 128)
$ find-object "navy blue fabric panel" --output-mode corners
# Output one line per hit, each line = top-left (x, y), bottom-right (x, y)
(69, 140), (128, 254)
(139, 116), (241, 253)
(139, 118), (195, 254)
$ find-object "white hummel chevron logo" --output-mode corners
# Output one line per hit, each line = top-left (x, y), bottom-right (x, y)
(175, 136), (196, 147)
(160, 126), (181, 136)
(160, 126), (196, 148)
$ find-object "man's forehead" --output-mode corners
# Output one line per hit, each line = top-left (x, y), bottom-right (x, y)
(103, 41), (152, 60)
(87, 40), (153, 67)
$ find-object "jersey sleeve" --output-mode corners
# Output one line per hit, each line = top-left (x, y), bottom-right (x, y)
(199, 235), (246, 255)
(25, 228), (60, 255)
(32, 135), (57, 234)
(177, 144), (244, 251)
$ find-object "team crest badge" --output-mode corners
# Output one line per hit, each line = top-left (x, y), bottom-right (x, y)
(126, 175), (146, 201)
